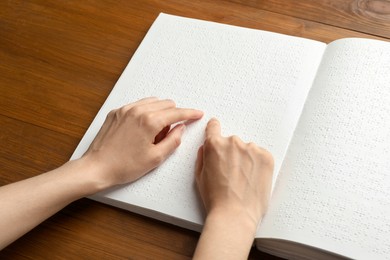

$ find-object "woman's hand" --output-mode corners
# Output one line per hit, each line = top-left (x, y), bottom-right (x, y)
(0, 97), (203, 250)
(194, 118), (274, 260)
(83, 97), (203, 190)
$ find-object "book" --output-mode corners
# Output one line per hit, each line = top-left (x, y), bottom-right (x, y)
(70, 13), (390, 260)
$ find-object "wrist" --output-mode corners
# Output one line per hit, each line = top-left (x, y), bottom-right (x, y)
(194, 207), (259, 260)
(66, 156), (113, 196)
(205, 207), (259, 236)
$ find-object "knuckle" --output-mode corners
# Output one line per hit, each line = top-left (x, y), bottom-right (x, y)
(257, 148), (275, 169)
(107, 109), (117, 119)
(247, 142), (258, 150)
(125, 106), (165, 130)
(228, 135), (245, 150)
(230, 135), (242, 145)
(204, 136), (221, 150)
(247, 142), (262, 154)
(140, 112), (163, 129)
(164, 99), (176, 107)
(127, 106), (143, 117)
(142, 113), (155, 126)
(245, 142), (274, 171)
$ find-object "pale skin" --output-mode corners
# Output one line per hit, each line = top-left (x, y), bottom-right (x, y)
(194, 118), (274, 259)
(0, 97), (274, 259)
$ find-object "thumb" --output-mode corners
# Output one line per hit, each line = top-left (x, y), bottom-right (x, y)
(155, 124), (186, 160)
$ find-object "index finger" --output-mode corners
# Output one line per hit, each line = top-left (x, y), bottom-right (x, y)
(206, 118), (221, 138)
(156, 108), (204, 127)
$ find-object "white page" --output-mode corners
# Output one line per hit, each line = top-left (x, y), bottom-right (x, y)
(71, 13), (325, 230)
(258, 38), (390, 259)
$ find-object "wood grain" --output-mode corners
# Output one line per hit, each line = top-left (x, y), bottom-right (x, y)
(230, 0), (390, 39)
(1, 0), (387, 138)
(0, 0), (387, 258)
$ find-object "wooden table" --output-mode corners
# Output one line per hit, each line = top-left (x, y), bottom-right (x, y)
(1, 0), (389, 259)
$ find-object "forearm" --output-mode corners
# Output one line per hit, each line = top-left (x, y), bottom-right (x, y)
(0, 158), (102, 249)
(193, 209), (258, 260)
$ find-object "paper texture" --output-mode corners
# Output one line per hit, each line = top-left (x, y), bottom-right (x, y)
(258, 38), (390, 259)
(71, 13), (325, 228)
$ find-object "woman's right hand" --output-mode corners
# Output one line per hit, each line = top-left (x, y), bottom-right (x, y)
(194, 118), (274, 260)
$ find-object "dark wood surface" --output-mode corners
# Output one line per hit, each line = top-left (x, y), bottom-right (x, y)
(1, 0), (389, 259)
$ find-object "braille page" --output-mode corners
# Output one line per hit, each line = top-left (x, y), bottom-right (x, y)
(257, 38), (390, 259)
(71, 13), (325, 230)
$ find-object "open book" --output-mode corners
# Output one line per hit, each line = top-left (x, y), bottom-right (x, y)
(70, 13), (390, 259)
